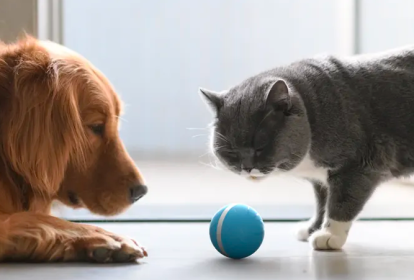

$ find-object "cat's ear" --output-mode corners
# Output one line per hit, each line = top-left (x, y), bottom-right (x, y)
(265, 80), (291, 113)
(199, 87), (224, 114)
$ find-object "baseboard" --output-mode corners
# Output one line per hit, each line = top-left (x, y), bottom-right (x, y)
(53, 203), (414, 222)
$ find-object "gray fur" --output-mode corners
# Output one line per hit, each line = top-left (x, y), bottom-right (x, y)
(200, 46), (414, 227)
(308, 180), (327, 235)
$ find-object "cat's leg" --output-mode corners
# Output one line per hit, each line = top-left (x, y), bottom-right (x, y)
(296, 180), (327, 241)
(309, 168), (379, 250)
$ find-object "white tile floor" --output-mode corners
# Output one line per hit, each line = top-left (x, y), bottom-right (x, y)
(2, 221), (414, 280)
(11, 159), (414, 279)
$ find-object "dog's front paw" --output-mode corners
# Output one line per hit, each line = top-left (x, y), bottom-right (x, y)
(91, 235), (147, 263)
(68, 226), (147, 263)
(309, 229), (346, 250)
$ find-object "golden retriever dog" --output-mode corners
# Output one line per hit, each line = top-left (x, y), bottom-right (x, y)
(0, 36), (148, 262)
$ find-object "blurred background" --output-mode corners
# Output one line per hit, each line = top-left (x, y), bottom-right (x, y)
(2, 0), (414, 221)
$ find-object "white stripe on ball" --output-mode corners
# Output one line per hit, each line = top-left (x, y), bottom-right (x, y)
(216, 203), (236, 256)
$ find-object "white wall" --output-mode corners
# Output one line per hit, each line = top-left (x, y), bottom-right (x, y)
(63, 0), (341, 157)
(360, 0), (414, 53)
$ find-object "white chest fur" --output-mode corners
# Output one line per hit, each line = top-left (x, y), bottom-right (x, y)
(283, 153), (329, 185)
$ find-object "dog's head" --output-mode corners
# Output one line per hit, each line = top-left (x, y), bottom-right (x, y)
(0, 37), (147, 216)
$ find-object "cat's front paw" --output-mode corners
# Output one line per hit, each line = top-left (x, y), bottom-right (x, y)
(309, 229), (347, 250)
(295, 218), (321, 242)
(296, 222), (312, 242)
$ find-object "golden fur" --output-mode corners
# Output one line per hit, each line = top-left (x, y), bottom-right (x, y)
(0, 36), (147, 262)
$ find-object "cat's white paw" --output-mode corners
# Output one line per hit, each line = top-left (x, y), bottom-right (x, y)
(309, 219), (351, 250)
(295, 217), (320, 242)
(309, 229), (347, 250)
(295, 222), (312, 241)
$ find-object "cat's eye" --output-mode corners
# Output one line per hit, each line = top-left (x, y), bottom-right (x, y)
(221, 149), (238, 158)
(89, 124), (105, 136)
(225, 151), (237, 157)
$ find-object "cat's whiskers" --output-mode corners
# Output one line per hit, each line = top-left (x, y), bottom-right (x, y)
(198, 149), (216, 158)
(186, 127), (210, 130)
(199, 156), (224, 171)
(290, 152), (304, 161)
(191, 133), (207, 138)
(214, 145), (227, 151)
(215, 132), (230, 144)
(199, 161), (219, 170)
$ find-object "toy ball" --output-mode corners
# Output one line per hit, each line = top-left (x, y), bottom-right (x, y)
(209, 203), (265, 259)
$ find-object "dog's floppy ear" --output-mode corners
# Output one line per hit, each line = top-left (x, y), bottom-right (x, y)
(2, 45), (88, 195)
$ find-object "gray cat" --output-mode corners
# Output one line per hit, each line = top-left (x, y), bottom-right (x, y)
(199, 46), (414, 250)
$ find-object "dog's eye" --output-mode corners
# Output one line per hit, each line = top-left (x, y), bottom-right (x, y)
(68, 191), (79, 205)
(89, 124), (105, 136)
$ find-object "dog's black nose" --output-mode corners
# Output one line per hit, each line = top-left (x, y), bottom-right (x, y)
(129, 184), (148, 203)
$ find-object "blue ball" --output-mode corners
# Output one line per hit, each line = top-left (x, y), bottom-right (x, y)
(209, 203), (265, 259)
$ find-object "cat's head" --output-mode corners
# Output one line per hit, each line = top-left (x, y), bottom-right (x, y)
(200, 76), (311, 179)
